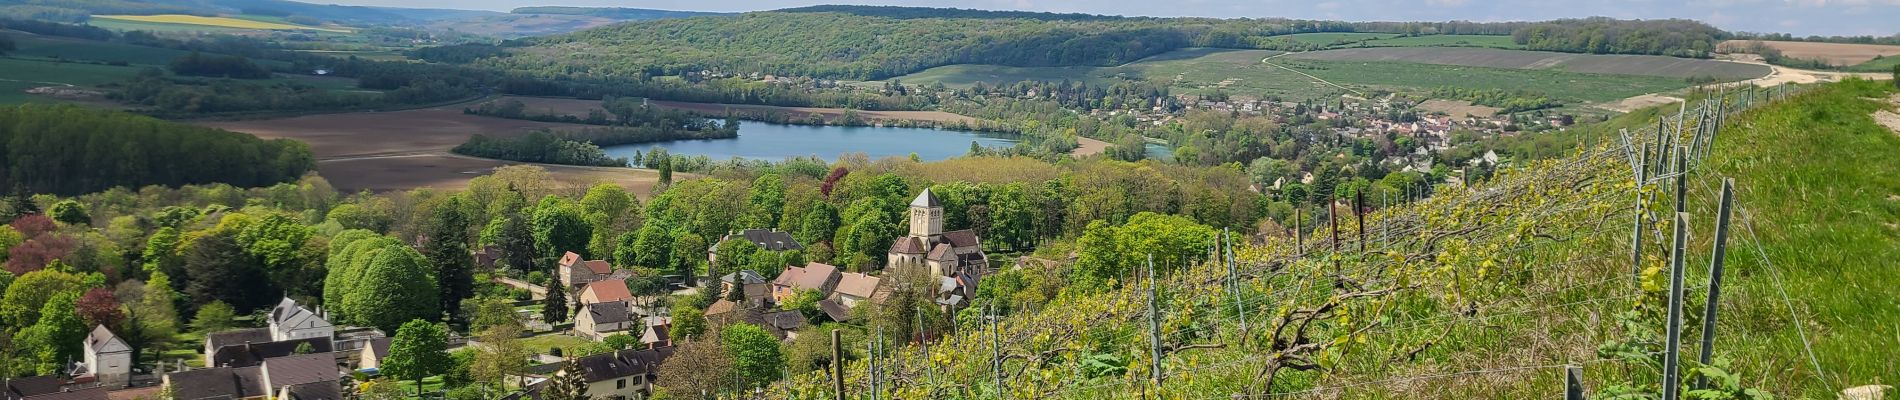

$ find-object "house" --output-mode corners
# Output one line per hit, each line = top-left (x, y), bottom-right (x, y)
(578, 280), (633, 306)
(205, 334), (333, 369)
(885, 189), (988, 305)
(357, 337), (391, 371)
(162, 352), (338, 400)
(267, 297), (333, 343)
(574, 301), (635, 340)
(829, 272), (881, 309)
(563, 347), (676, 399)
(714, 229), (802, 254)
(76, 326), (131, 389)
(719, 270), (770, 307)
(557, 252), (622, 289)
(639, 316), (672, 348)
(771, 262), (840, 304)
(2, 377), (106, 400)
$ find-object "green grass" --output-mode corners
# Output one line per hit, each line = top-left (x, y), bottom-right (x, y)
(7, 34), (195, 66)
(1360, 34), (1522, 49)
(84, 18), (254, 33)
(1687, 80), (1900, 397)
(0, 57), (145, 103)
(1845, 55), (1900, 72)
(890, 48), (1699, 104)
(392, 375), (447, 398)
(1272, 32), (1393, 45)
(520, 333), (593, 355)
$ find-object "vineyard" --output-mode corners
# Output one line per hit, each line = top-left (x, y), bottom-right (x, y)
(767, 80), (1887, 398)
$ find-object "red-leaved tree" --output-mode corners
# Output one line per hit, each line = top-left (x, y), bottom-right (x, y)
(75, 288), (125, 332)
(10, 214), (56, 238)
(821, 167), (850, 197)
(5, 235), (75, 275)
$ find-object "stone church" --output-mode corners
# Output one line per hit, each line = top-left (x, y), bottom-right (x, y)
(886, 189), (987, 307)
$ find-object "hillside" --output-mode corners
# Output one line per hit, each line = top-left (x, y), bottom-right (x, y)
(770, 81), (1897, 398)
(479, 7), (1727, 80)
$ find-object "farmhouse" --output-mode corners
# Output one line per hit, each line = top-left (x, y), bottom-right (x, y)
(578, 280), (634, 306)
(356, 337), (391, 371)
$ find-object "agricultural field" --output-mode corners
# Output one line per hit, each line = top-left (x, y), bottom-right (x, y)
(892, 48), (1713, 105)
(1718, 39), (1900, 68)
(196, 104), (673, 194)
(1271, 32), (1522, 49)
(1288, 47), (1770, 79)
(1414, 99), (1502, 117)
(0, 58), (143, 103)
(480, 95), (981, 125)
(91, 14), (352, 32)
(1273, 32), (1392, 45)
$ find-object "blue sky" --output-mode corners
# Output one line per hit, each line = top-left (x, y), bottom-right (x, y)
(339, 0), (1900, 36)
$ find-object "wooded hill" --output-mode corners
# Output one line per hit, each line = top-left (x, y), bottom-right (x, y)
(475, 6), (1730, 80)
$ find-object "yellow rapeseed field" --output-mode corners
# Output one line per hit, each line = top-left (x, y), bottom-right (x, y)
(93, 15), (350, 32)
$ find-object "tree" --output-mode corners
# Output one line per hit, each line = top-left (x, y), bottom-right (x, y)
(140, 227), (183, 278)
(669, 230), (706, 279)
(1073, 212), (1217, 288)
(47, 200), (88, 225)
(1, 269), (85, 328)
(655, 339), (735, 399)
(183, 231), (274, 312)
(344, 245), (440, 334)
(670, 306), (706, 341)
(796, 201), (839, 246)
(656, 156), (674, 187)
(191, 301), (236, 332)
(19, 292), (85, 374)
(710, 239), (759, 283)
(624, 221), (673, 270)
(383, 320), (451, 396)
(720, 323), (784, 386)
(544, 360), (590, 400)
(74, 287), (124, 331)
(531, 197), (591, 261)
(745, 173), (786, 227)
(497, 211), (536, 272)
(1892, 65), (1899, 88)
(541, 284), (569, 324)
(469, 311), (527, 395)
(425, 197), (475, 324)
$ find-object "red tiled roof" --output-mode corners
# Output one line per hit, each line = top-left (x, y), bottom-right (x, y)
(774, 263), (838, 293)
(941, 229), (982, 249)
(888, 237), (925, 254)
(559, 252), (582, 268)
(581, 260), (612, 275)
(581, 280), (633, 304)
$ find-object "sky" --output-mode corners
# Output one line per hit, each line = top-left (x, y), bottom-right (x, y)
(330, 0), (1900, 37)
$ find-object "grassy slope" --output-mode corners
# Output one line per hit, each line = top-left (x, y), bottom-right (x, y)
(0, 58), (143, 103)
(891, 48), (1695, 104)
(6, 34), (195, 66)
(1691, 79), (1899, 396)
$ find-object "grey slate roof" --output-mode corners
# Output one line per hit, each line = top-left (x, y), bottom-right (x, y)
(723, 229), (803, 251)
(260, 353), (336, 388)
(209, 337), (334, 368)
(166, 366), (265, 400)
(586, 301), (633, 325)
(204, 328), (271, 351)
(910, 188), (940, 208)
(570, 347), (676, 383)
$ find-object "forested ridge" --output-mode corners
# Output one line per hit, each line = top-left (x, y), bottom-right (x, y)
(469, 7), (1732, 80)
(0, 104), (315, 195)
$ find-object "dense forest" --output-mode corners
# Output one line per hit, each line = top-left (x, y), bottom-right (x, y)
(451, 132), (629, 167)
(167, 52), (273, 79)
(1509, 17), (1727, 57)
(0, 104), (315, 195)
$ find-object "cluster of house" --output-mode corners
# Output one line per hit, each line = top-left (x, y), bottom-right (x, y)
(3, 298), (346, 400)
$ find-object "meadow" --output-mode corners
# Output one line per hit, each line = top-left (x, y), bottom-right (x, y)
(890, 48), (1708, 104)
(6, 34), (195, 66)
(1288, 47), (1769, 79)
(1272, 32), (1522, 49)
(0, 58), (143, 103)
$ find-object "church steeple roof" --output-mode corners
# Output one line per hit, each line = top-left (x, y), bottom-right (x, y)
(910, 188), (940, 208)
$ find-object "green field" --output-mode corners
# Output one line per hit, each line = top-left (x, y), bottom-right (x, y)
(1274, 32), (1393, 45)
(890, 48), (1700, 104)
(0, 58), (145, 103)
(1360, 34), (1522, 49)
(7, 34), (196, 66)
(1846, 55), (1900, 72)
(1280, 58), (1693, 103)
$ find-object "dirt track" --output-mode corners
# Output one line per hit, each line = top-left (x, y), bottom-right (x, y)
(1720, 40), (1900, 66)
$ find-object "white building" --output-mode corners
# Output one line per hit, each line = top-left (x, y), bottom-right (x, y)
(268, 297), (333, 343)
(80, 325), (132, 388)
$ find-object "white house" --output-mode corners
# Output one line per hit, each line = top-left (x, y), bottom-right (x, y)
(267, 297), (333, 343)
(80, 325), (132, 389)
